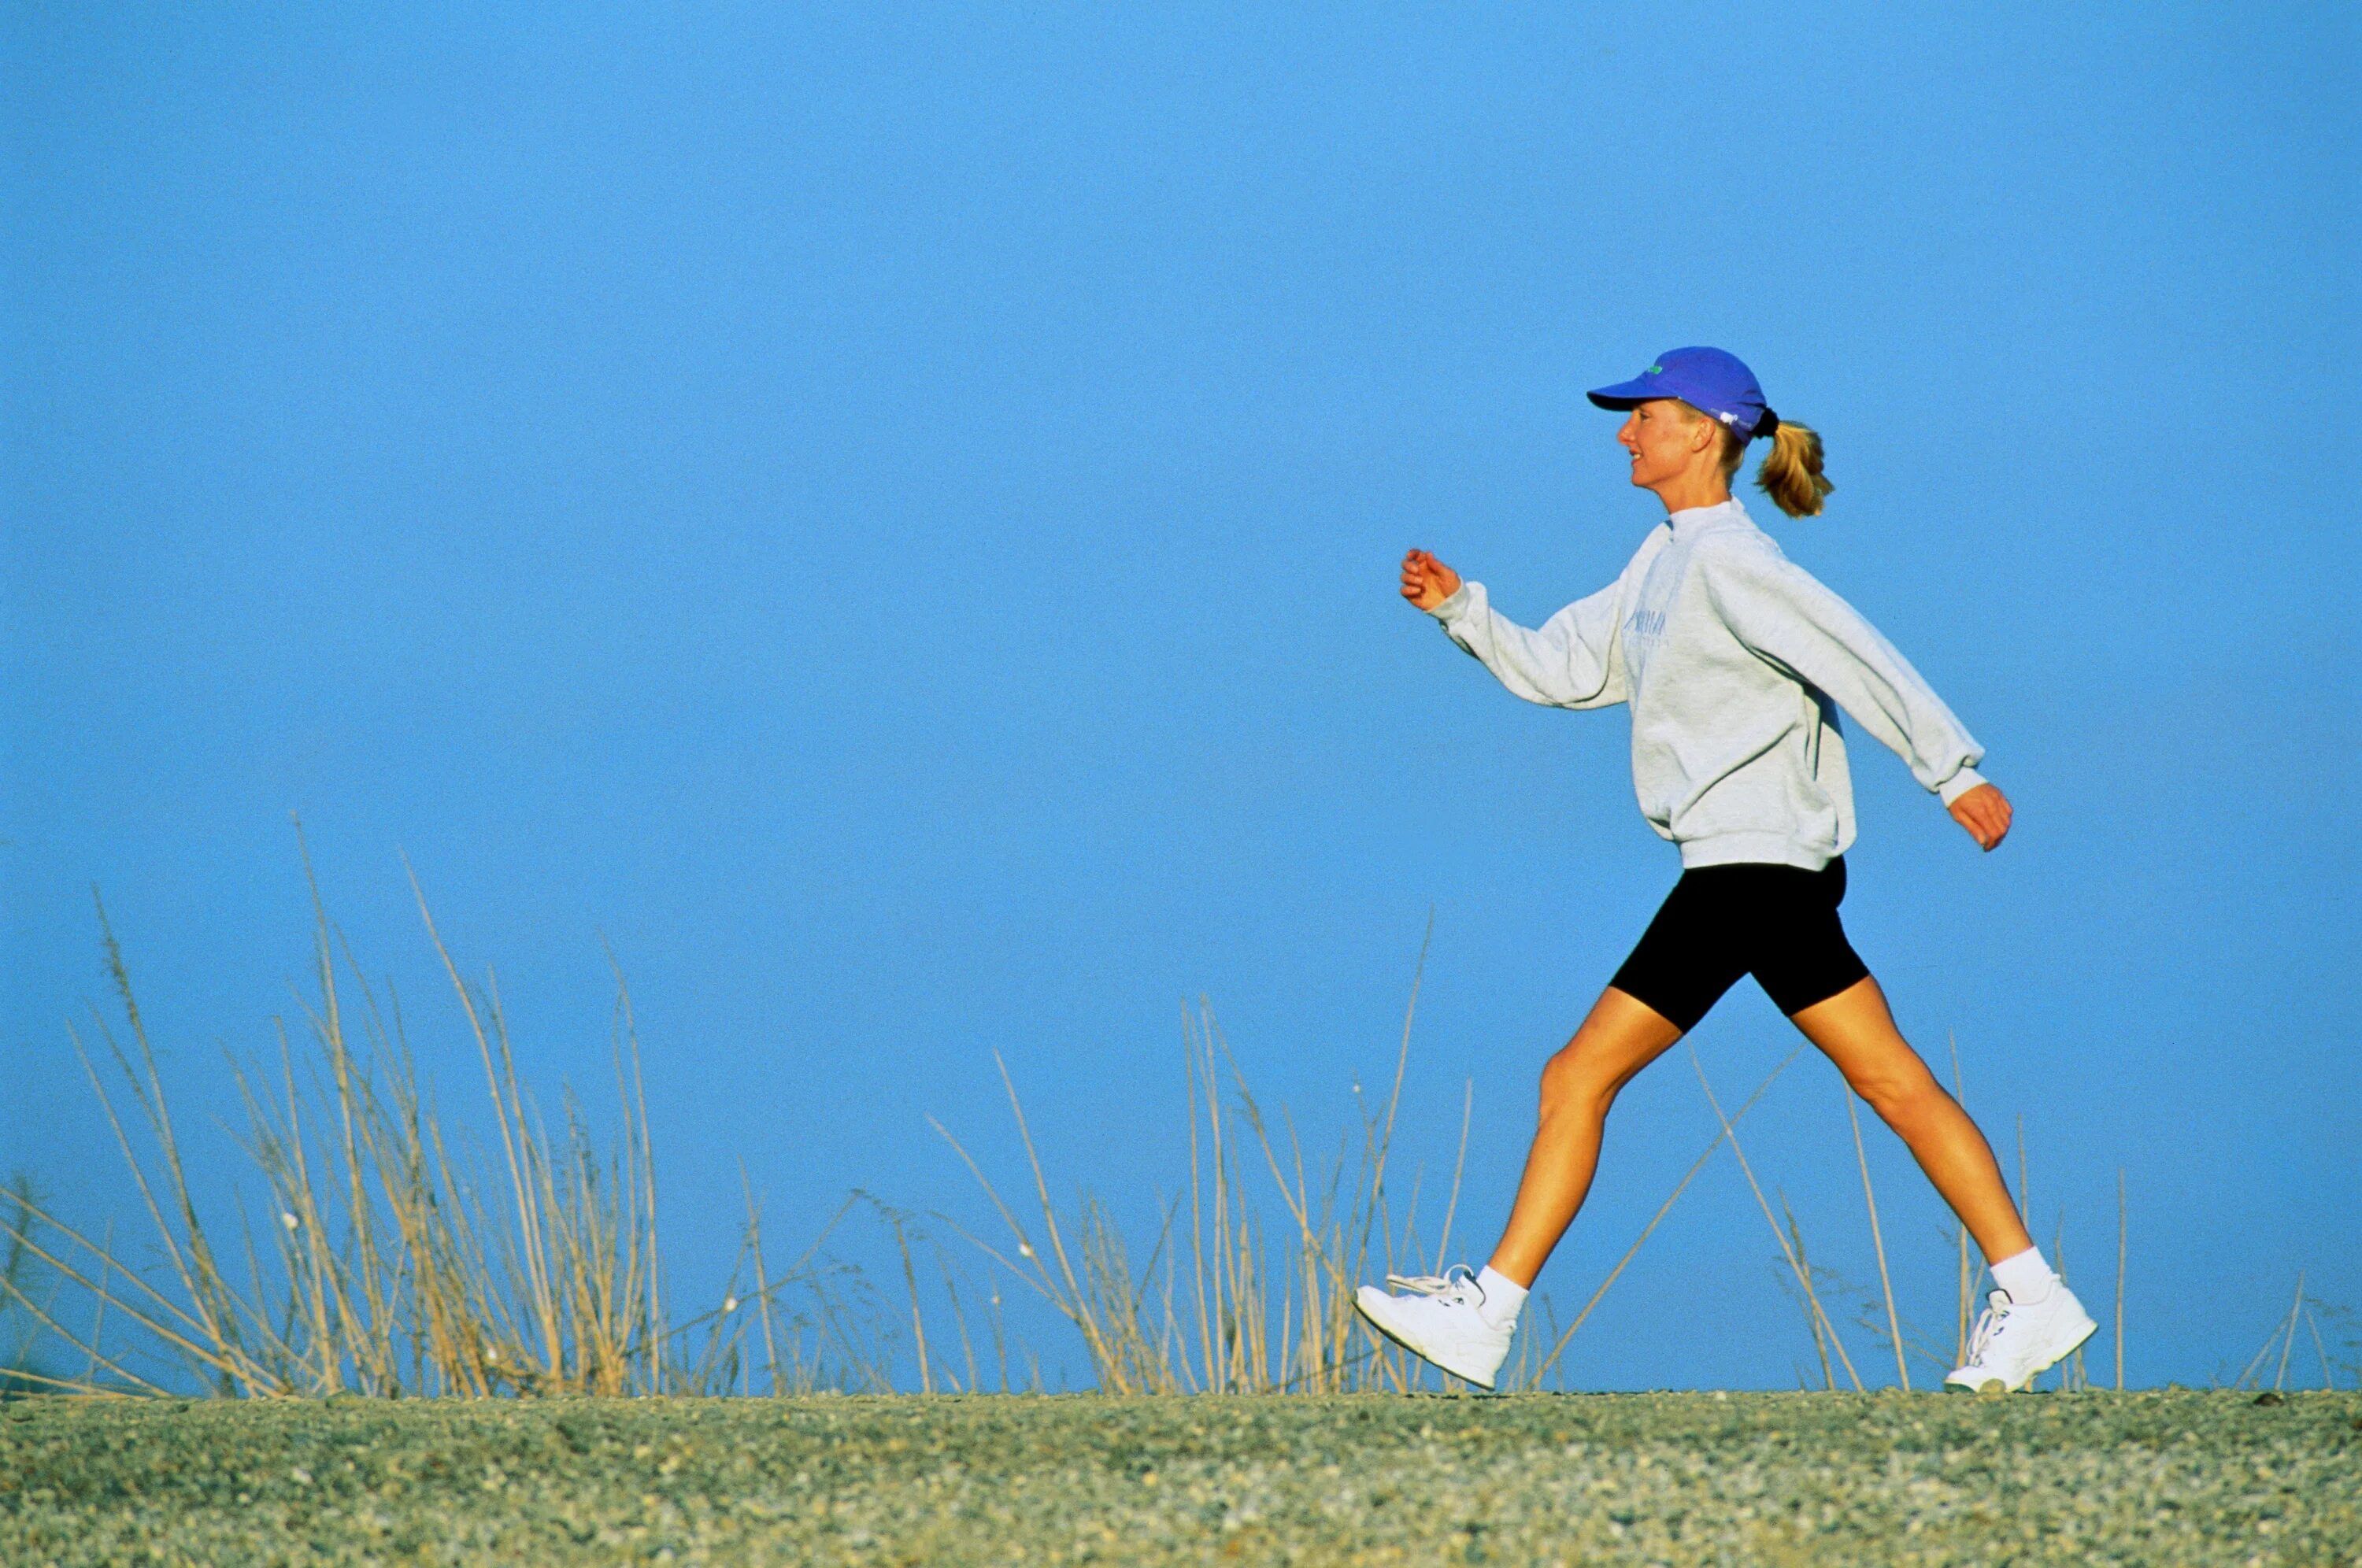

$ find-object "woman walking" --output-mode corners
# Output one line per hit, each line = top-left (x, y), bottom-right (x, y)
(1357, 346), (2093, 1394)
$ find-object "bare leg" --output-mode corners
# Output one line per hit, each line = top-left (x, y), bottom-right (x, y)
(1787, 976), (2033, 1263)
(1484, 987), (1685, 1287)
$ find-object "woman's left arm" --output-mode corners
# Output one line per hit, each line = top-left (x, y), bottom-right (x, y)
(1701, 538), (2012, 850)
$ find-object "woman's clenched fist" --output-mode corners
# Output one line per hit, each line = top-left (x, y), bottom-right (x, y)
(1400, 549), (1463, 612)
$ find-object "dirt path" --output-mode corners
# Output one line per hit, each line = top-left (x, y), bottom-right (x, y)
(3, 1389), (2355, 1565)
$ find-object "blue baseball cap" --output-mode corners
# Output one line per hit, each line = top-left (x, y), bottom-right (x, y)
(1587, 346), (1779, 440)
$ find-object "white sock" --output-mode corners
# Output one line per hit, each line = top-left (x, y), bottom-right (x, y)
(1475, 1267), (1527, 1330)
(1990, 1246), (2057, 1304)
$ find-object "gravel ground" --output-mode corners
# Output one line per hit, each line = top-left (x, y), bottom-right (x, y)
(2, 1389), (2356, 1566)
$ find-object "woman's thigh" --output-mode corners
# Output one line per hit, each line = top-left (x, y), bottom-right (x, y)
(1547, 986), (1687, 1103)
(1786, 976), (1937, 1104)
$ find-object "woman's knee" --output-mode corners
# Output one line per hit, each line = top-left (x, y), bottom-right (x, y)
(1852, 1063), (1949, 1129)
(1538, 1048), (1616, 1122)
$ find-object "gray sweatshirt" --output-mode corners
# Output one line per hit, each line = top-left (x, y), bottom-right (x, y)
(1430, 498), (1986, 871)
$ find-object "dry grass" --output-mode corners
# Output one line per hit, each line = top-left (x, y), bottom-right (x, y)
(930, 931), (1803, 1395)
(2232, 1271), (2349, 1394)
(925, 967), (2277, 1399)
(7, 867), (2347, 1401)
(0, 837), (875, 1400)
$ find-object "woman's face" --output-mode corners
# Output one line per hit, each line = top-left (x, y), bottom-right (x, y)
(1616, 398), (1712, 495)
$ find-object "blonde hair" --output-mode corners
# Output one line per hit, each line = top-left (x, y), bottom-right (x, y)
(1678, 401), (1833, 519)
(1754, 422), (1831, 517)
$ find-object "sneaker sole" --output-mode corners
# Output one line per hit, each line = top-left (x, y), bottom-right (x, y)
(1943, 1314), (2099, 1394)
(1352, 1292), (1499, 1391)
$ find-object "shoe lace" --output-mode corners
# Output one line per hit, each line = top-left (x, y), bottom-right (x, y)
(1384, 1264), (1478, 1304)
(1964, 1289), (2012, 1363)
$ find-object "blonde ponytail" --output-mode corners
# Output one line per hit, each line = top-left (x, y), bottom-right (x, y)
(1755, 421), (1832, 517)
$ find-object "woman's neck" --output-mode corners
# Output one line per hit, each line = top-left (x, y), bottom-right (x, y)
(1653, 475), (1733, 515)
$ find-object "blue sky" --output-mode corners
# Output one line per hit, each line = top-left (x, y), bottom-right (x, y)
(6, 3), (2356, 1392)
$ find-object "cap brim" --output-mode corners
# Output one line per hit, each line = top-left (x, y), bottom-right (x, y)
(1586, 376), (1668, 410)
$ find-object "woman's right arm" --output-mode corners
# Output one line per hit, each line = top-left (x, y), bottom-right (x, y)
(1401, 548), (1631, 711)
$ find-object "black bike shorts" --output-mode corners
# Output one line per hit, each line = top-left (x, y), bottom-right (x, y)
(1608, 858), (1871, 1034)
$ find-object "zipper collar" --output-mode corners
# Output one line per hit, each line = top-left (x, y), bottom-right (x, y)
(1665, 497), (1753, 542)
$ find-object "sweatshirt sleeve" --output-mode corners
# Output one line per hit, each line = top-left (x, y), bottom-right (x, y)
(1700, 538), (1988, 802)
(1428, 575), (1631, 710)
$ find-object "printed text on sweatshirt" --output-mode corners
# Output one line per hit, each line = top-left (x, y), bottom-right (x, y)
(1430, 500), (1986, 871)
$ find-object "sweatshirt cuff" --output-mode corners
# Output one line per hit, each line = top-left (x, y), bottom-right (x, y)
(1429, 583), (1474, 623)
(1937, 767), (1988, 807)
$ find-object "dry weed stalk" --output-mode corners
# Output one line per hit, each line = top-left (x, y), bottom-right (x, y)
(1688, 1046), (1860, 1391)
(1842, 1085), (1910, 1390)
(2126, 1171), (2145, 1389)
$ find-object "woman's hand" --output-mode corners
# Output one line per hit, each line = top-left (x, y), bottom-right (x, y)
(1400, 549), (1463, 612)
(1948, 782), (2012, 851)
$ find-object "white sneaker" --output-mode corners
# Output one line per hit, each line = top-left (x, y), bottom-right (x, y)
(1945, 1284), (2097, 1392)
(1353, 1266), (1514, 1390)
